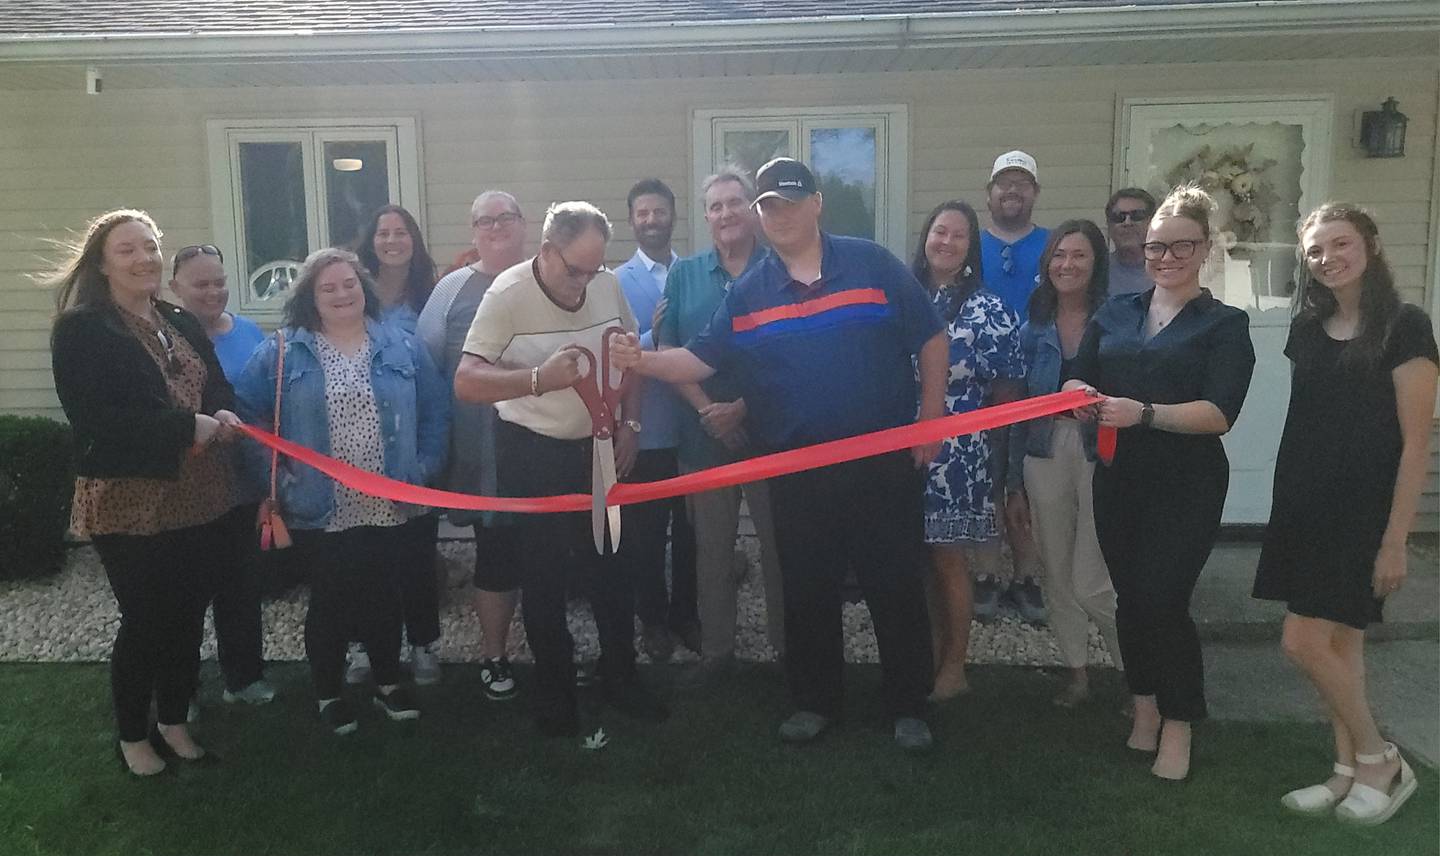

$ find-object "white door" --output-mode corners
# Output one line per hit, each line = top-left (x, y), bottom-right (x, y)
(1120, 96), (1333, 523)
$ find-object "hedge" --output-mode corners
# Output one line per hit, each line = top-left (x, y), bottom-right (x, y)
(0, 415), (74, 581)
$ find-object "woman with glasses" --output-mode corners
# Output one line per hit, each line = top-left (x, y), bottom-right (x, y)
(1255, 204), (1435, 824)
(1007, 220), (1123, 708)
(234, 248), (448, 736)
(911, 200), (1026, 701)
(167, 243), (275, 708)
(355, 204), (446, 686)
(1064, 185), (1255, 780)
(50, 210), (241, 776)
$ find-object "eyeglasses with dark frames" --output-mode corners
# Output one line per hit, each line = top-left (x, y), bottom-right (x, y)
(1142, 240), (1203, 261)
(473, 212), (523, 230)
(154, 326), (180, 376)
(172, 244), (223, 276)
(554, 245), (606, 283)
(1107, 209), (1152, 225)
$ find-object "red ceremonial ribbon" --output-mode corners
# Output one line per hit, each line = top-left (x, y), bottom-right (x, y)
(237, 389), (1107, 513)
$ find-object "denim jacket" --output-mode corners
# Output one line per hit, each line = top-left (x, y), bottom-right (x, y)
(233, 318), (450, 530)
(1007, 320), (1098, 490)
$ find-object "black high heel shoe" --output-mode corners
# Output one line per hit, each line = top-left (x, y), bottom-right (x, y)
(148, 726), (221, 767)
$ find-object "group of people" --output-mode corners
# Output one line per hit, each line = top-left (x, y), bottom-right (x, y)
(46, 146), (1435, 825)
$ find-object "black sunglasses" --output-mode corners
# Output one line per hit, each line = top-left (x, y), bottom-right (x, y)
(1107, 210), (1152, 225)
(172, 244), (224, 276)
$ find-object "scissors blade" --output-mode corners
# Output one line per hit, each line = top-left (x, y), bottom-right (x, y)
(591, 442), (607, 554)
(597, 438), (622, 552)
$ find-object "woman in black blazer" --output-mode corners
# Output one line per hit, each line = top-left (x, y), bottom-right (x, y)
(49, 209), (242, 776)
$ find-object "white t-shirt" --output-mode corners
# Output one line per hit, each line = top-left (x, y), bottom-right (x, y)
(462, 258), (637, 440)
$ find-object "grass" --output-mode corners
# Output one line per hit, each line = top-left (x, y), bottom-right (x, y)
(0, 661), (1435, 856)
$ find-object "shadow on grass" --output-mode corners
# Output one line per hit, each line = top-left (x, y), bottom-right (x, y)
(0, 662), (1434, 856)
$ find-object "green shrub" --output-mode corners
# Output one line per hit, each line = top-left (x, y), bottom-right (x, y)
(0, 415), (75, 581)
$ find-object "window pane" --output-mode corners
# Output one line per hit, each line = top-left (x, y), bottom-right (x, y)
(722, 129), (791, 180)
(238, 142), (308, 302)
(810, 127), (877, 241)
(325, 140), (391, 248)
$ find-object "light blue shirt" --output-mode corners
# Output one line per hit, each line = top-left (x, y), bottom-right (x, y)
(615, 248), (681, 450)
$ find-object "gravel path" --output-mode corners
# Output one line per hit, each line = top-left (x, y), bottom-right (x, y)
(0, 539), (1117, 668)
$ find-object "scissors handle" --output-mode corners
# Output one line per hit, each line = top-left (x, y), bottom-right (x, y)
(600, 326), (634, 416)
(567, 345), (614, 439)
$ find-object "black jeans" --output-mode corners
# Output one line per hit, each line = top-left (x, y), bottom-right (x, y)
(93, 517), (227, 742)
(620, 448), (698, 632)
(294, 525), (408, 699)
(399, 513), (442, 648)
(496, 420), (636, 724)
(768, 452), (933, 720)
(1092, 432), (1228, 722)
(214, 504), (266, 692)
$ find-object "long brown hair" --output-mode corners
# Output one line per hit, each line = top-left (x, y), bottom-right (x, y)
(1027, 219), (1110, 325)
(1292, 203), (1401, 371)
(45, 209), (162, 315)
(355, 204), (437, 314)
(282, 247), (383, 332)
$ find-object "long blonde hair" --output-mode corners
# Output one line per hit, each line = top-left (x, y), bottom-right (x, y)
(45, 209), (162, 315)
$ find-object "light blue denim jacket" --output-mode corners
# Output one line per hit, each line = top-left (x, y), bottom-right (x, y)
(1007, 320), (1098, 490)
(233, 318), (450, 530)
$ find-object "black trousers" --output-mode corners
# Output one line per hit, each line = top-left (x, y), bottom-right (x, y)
(399, 513), (442, 647)
(496, 420), (637, 723)
(768, 451), (933, 720)
(1092, 432), (1228, 722)
(93, 517), (227, 742)
(294, 525), (408, 699)
(214, 504), (266, 692)
(620, 448), (698, 632)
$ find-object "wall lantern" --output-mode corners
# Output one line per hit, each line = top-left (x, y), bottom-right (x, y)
(1360, 97), (1406, 158)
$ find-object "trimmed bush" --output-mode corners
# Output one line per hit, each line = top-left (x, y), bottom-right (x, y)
(0, 415), (75, 581)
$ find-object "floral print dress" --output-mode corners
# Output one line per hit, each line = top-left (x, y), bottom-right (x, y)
(923, 285), (1025, 544)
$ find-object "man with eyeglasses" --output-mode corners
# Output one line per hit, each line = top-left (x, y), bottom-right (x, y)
(977, 151), (1050, 625)
(454, 201), (668, 737)
(416, 190), (527, 704)
(1105, 188), (1157, 296)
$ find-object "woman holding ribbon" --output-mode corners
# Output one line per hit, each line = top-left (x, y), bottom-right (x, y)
(1254, 204), (1436, 824)
(910, 200), (1026, 701)
(50, 209), (240, 775)
(1064, 185), (1255, 780)
(235, 247), (448, 735)
(1006, 220), (1122, 708)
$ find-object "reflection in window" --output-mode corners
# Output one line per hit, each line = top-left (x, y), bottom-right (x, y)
(810, 127), (877, 241)
(723, 130), (791, 179)
(325, 141), (390, 248)
(238, 142), (308, 297)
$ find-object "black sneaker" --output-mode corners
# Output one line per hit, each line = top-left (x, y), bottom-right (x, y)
(1008, 578), (1048, 625)
(972, 575), (1003, 622)
(602, 678), (670, 722)
(372, 686), (421, 721)
(319, 698), (359, 736)
(479, 657), (518, 702)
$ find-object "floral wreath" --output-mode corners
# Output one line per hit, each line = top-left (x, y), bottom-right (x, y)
(1163, 143), (1278, 249)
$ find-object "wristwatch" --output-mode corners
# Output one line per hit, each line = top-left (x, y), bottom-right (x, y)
(1139, 402), (1155, 429)
(622, 419), (643, 434)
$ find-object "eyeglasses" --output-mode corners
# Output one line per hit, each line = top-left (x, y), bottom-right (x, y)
(172, 244), (222, 275)
(1000, 244), (1015, 275)
(554, 246), (606, 283)
(1142, 240), (1203, 261)
(1108, 210), (1152, 225)
(154, 326), (180, 376)
(473, 212), (522, 231)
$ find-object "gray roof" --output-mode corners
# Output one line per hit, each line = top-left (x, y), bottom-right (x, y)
(4, 0), (1265, 37)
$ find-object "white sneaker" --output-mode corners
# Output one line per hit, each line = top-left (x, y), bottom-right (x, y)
(411, 644), (441, 686)
(345, 644), (372, 686)
(223, 679), (277, 705)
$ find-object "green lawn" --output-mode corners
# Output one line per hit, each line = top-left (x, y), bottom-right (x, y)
(0, 662), (1434, 856)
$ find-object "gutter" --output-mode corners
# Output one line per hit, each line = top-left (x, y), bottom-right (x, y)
(0, 0), (1435, 63)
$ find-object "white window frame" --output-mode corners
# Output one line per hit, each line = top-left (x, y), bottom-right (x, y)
(691, 105), (909, 256)
(205, 116), (423, 318)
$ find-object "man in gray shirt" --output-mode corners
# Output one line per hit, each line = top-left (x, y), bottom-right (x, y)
(1105, 188), (1156, 296)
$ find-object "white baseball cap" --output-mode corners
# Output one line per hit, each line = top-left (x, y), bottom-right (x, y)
(991, 150), (1039, 182)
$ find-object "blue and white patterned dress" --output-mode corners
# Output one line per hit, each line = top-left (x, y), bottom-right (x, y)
(923, 285), (1025, 544)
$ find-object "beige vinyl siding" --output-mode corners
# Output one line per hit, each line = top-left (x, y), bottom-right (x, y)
(1, 58), (1435, 422)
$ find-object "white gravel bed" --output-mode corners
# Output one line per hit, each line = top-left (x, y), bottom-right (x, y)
(0, 540), (1116, 668)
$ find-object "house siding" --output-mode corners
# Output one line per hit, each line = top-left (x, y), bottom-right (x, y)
(0, 57), (1435, 529)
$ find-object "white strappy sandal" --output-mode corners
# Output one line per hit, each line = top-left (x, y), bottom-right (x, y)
(1335, 743), (1417, 826)
(1280, 763), (1354, 816)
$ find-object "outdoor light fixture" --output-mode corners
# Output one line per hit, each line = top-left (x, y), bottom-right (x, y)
(331, 158), (364, 171)
(1360, 97), (1407, 158)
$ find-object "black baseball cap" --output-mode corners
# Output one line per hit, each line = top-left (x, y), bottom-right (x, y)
(753, 158), (817, 206)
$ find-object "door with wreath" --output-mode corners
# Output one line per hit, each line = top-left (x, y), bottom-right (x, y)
(1120, 96), (1333, 524)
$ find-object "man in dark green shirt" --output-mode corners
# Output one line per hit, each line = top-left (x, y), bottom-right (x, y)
(656, 168), (784, 684)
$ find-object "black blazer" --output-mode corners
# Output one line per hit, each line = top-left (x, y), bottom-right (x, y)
(51, 299), (235, 480)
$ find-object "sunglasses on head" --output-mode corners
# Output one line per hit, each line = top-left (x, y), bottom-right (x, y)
(172, 244), (223, 276)
(1000, 243), (1015, 276)
(1107, 210), (1152, 225)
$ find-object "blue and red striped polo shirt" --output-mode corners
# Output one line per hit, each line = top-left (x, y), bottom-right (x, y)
(687, 232), (943, 453)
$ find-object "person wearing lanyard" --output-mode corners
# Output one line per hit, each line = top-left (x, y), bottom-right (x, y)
(611, 158), (949, 752)
(1065, 184), (1255, 780)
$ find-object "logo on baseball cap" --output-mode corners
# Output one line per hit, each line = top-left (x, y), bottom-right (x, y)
(990, 150), (1039, 183)
(753, 158), (818, 206)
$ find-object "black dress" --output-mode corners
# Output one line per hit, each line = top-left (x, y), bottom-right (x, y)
(1254, 304), (1439, 629)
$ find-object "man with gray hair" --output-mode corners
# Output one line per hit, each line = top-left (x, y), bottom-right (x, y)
(455, 201), (667, 736)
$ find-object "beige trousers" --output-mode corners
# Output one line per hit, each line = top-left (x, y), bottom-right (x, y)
(684, 474), (785, 659)
(1022, 420), (1123, 670)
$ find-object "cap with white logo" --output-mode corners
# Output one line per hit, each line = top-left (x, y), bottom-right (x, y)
(753, 157), (819, 206)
